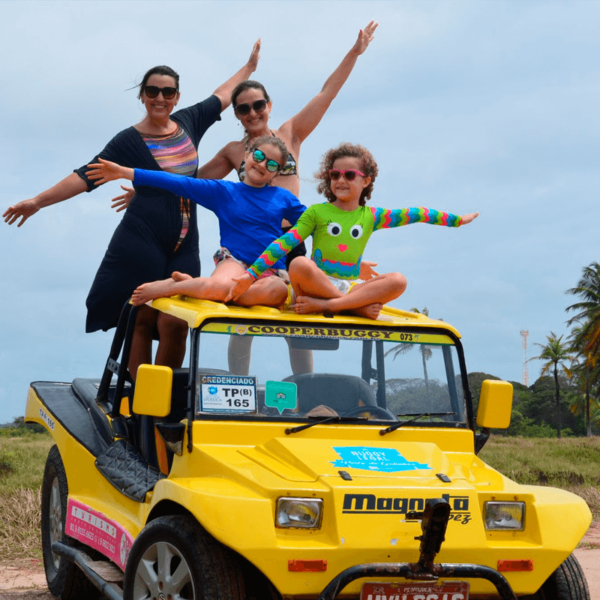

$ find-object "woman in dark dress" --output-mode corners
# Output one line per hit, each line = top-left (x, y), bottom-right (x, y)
(3, 44), (260, 376)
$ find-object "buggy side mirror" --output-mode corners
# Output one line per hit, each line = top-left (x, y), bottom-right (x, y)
(133, 365), (173, 417)
(476, 380), (513, 429)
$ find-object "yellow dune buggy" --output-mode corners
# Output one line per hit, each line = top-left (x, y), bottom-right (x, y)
(25, 297), (591, 599)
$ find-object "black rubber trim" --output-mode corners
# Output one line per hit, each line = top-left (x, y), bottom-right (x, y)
(31, 382), (107, 457)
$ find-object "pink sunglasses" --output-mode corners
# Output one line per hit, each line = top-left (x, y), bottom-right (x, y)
(328, 169), (366, 181)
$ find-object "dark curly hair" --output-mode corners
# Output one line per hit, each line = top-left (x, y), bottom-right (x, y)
(231, 80), (271, 108)
(315, 143), (378, 206)
(137, 66), (180, 99)
(248, 135), (289, 170)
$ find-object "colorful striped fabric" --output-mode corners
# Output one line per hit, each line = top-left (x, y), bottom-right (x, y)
(247, 228), (304, 280)
(143, 127), (198, 251)
(246, 203), (464, 281)
(370, 207), (462, 230)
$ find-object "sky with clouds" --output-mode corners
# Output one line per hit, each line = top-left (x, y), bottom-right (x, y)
(1, 1), (598, 423)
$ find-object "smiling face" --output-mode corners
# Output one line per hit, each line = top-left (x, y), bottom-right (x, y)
(234, 87), (272, 136)
(242, 143), (283, 188)
(140, 74), (180, 120)
(329, 157), (372, 210)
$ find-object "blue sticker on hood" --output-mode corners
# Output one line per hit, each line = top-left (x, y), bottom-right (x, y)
(331, 447), (431, 473)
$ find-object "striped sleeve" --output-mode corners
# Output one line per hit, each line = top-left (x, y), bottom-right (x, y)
(246, 209), (316, 280)
(370, 207), (462, 231)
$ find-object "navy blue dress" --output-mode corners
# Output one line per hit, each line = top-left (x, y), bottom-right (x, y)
(74, 96), (221, 333)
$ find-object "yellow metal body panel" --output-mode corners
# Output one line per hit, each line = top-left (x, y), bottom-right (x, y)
(149, 296), (461, 337)
(24, 299), (592, 597)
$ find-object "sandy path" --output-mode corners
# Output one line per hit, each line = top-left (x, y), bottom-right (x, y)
(1, 527), (599, 599)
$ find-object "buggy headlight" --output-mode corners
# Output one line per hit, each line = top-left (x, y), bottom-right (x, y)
(276, 498), (323, 529)
(484, 501), (525, 531)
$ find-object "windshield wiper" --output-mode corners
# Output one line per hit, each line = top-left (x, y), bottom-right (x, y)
(379, 412), (456, 436)
(285, 415), (367, 435)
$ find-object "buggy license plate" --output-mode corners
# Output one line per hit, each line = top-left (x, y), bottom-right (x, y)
(361, 581), (469, 600)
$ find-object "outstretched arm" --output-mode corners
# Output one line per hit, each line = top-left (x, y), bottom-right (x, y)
(3, 173), (89, 227)
(88, 160), (221, 212)
(281, 21), (378, 144)
(212, 39), (261, 111)
(371, 207), (479, 231)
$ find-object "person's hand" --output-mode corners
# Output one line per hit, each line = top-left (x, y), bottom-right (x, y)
(460, 212), (480, 226)
(3, 198), (40, 227)
(224, 273), (254, 302)
(86, 158), (132, 185)
(359, 260), (380, 280)
(111, 185), (135, 212)
(247, 38), (261, 73)
(353, 21), (378, 56)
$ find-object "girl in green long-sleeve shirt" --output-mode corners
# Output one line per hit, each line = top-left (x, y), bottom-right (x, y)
(227, 143), (478, 320)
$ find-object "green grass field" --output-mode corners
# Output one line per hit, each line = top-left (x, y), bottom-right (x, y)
(0, 430), (53, 559)
(0, 431), (598, 560)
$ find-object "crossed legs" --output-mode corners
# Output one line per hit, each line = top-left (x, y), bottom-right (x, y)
(289, 257), (407, 320)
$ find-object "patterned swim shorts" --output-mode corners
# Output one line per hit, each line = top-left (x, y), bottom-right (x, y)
(213, 247), (289, 282)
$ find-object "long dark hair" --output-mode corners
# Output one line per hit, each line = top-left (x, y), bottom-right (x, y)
(231, 80), (270, 108)
(137, 66), (180, 99)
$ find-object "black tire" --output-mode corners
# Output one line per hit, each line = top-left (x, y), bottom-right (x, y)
(123, 515), (245, 600)
(41, 445), (100, 599)
(525, 554), (590, 599)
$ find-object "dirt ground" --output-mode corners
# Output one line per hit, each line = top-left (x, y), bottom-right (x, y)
(1, 525), (599, 599)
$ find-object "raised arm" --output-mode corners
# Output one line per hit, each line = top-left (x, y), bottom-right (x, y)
(197, 142), (238, 180)
(3, 173), (88, 227)
(280, 22), (378, 145)
(212, 39), (261, 111)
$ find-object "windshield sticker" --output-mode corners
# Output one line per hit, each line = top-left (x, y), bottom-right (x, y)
(66, 499), (133, 570)
(331, 447), (431, 473)
(265, 381), (298, 413)
(202, 323), (453, 345)
(200, 375), (257, 413)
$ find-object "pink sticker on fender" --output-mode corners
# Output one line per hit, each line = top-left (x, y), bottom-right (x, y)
(66, 499), (133, 570)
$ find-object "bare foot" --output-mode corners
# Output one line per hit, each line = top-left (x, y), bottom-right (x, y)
(131, 280), (177, 306)
(171, 271), (192, 282)
(352, 303), (382, 320)
(294, 296), (330, 314)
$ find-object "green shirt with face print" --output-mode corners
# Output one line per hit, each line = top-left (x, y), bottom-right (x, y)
(246, 203), (463, 280)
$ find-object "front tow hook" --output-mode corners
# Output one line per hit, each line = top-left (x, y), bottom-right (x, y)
(317, 498), (517, 600)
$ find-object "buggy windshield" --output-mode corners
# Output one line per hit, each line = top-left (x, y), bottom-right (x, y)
(193, 320), (468, 427)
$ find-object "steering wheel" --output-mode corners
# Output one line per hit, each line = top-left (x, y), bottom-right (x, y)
(342, 405), (398, 421)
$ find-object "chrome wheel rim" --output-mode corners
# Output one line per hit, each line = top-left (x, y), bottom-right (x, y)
(133, 541), (195, 600)
(48, 477), (62, 571)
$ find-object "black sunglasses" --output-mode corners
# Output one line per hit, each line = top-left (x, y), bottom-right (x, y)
(144, 86), (178, 100)
(234, 99), (268, 116)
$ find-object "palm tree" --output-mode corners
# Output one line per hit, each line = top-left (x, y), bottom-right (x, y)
(529, 332), (572, 439)
(385, 308), (436, 393)
(566, 262), (600, 363)
(567, 323), (596, 436)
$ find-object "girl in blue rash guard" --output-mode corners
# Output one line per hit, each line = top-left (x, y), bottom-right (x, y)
(86, 137), (305, 308)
